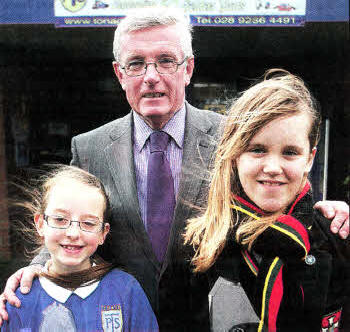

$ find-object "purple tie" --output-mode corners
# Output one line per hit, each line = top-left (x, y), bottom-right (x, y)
(147, 131), (175, 262)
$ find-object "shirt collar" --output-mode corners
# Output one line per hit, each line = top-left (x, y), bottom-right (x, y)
(133, 104), (186, 152)
(39, 262), (100, 303)
(39, 276), (100, 303)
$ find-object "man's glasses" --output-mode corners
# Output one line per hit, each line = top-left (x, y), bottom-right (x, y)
(120, 56), (188, 77)
(43, 214), (103, 233)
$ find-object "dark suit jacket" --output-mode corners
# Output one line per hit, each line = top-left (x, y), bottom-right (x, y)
(70, 102), (224, 331)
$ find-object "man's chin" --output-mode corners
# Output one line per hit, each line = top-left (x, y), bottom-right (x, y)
(136, 107), (175, 129)
(139, 100), (169, 113)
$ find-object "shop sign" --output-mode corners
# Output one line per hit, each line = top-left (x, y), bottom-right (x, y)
(54, 0), (306, 27)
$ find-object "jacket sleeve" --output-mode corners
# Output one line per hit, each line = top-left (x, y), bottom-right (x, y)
(30, 247), (50, 266)
(313, 210), (350, 303)
(70, 136), (80, 167)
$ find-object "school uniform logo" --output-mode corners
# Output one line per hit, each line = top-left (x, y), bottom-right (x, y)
(101, 305), (123, 332)
(321, 309), (342, 332)
(59, 0), (87, 13)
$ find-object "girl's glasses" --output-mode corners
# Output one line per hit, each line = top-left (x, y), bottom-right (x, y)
(43, 214), (103, 233)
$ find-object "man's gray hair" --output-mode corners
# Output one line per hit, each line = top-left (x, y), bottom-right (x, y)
(113, 7), (193, 62)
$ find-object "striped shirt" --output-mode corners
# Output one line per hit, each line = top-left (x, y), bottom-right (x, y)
(133, 106), (186, 228)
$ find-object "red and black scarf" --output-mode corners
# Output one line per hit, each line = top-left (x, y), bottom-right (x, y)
(232, 182), (313, 332)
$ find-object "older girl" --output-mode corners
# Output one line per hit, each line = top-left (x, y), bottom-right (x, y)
(2, 166), (158, 332)
(185, 70), (348, 331)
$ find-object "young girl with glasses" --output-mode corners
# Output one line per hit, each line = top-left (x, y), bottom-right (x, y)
(185, 70), (349, 331)
(2, 165), (158, 332)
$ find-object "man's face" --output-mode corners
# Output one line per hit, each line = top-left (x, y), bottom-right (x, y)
(113, 25), (194, 129)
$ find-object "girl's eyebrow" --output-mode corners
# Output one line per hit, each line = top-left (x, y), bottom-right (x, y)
(80, 214), (101, 221)
(284, 144), (303, 151)
(49, 209), (101, 220)
(49, 208), (69, 214)
(247, 143), (265, 148)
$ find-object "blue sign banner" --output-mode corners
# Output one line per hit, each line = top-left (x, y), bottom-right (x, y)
(53, 0), (307, 27)
(0, 0), (348, 25)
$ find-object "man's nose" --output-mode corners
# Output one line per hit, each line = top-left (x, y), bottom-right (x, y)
(143, 63), (160, 85)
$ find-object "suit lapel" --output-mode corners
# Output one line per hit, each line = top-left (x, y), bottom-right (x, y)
(104, 113), (159, 267)
(176, 105), (218, 220)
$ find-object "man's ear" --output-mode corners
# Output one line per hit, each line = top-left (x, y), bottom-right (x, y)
(184, 57), (194, 86)
(34, 214), (44, 237)
(112, 61), (126, 90)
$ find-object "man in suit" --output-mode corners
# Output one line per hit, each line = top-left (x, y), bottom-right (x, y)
(0, 7), (349, 331)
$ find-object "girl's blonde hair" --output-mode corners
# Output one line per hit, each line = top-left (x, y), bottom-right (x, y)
(184, 69), (321, 272)
(15, 165), (113, 288)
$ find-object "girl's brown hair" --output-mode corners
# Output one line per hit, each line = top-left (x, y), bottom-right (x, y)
(184, 69), (321, 272)
(15, 165), (113, 289)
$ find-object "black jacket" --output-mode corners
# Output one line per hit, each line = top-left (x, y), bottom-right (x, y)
(209, 208), (349, 331)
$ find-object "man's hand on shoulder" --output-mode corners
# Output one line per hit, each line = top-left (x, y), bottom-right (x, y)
(0, 264), (42, 326)
(314, 200), (349, 239)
